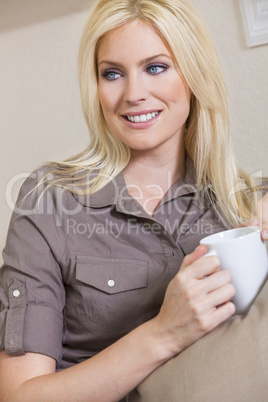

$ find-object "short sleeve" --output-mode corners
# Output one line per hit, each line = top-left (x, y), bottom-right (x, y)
(0, 170), (68, 361)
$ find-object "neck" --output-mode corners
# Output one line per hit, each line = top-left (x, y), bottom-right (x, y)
(123, 144), (186, 216)
(124, 145), (186, 189)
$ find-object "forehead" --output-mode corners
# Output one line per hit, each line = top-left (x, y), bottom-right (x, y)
(97, 19), (172, 62)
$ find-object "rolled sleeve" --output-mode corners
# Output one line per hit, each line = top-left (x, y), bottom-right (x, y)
(4, 280), (26, 356)
(23, 304), (63, 360)
(0, 171), (67, 361)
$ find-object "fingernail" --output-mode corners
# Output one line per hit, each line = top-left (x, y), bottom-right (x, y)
(262, 230), (268, 240)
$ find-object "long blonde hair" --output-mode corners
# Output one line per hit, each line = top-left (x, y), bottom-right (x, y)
(42, 0), (258, 226)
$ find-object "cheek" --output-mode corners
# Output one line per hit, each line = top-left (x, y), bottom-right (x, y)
(98, 83), (123, 115)
(98, 87), (111, 115)
(98, 85), (123, 134)
(154, 74), (190, 111)
(169, 83), (191, 120)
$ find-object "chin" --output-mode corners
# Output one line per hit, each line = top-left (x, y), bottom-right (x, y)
(128, 142), (163, 152)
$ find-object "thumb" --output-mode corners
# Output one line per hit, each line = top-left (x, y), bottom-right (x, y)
(181, 244), (208, 271)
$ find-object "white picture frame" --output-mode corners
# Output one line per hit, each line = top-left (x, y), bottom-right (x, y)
(239, 0), (268, 47)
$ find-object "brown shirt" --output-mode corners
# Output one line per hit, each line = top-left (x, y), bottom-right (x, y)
(0, 162), (230, 370)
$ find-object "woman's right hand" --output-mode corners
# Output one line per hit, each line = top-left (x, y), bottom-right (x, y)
(152, 245), (236, 358)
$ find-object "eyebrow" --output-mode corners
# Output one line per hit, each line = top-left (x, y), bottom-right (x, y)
(98, 53), (172, 68)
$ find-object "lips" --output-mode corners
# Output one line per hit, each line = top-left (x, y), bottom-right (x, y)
(121, 110), (161, 130)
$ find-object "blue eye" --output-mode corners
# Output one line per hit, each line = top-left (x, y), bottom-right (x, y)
(102, 70), (121, 81)
(147, 64), (168, 75)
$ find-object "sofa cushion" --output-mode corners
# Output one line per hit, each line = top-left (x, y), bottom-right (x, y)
(128, 279), (268, 401)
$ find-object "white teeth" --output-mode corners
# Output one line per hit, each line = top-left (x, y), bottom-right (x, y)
(126, 111), (159, 123)
(140, 114), (147, 122)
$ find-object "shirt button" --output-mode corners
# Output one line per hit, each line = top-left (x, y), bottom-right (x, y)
(13, 290), (20, 298)
(108, 280), (115, 287)
(171, 251), (176, 258)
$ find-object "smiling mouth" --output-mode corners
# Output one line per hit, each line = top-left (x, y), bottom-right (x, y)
(124, 111), (160, 123)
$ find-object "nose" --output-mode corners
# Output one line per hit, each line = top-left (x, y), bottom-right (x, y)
(123, 73), (148, 104)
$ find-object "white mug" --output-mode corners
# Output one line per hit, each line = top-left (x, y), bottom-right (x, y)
(200, 226), (268, 314)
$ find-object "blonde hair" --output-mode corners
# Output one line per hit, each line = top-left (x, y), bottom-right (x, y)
(42, 0), (258, 226)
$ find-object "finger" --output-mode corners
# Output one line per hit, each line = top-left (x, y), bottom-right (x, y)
(181, 245), (208, 270)
(201, 269), (232, 293)
(261, 230), (268, 241)
(207, 301), (236, 330)
(206, 283), (235, 310)
(189, 255), (221, 280)
(258, 193), (268, 240)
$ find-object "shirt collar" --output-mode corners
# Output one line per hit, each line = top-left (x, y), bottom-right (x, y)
(73, 157), (197, 209)
(162, 157), (197, 204)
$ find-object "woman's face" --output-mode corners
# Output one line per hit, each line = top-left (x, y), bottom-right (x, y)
(97, 20), (191, 154)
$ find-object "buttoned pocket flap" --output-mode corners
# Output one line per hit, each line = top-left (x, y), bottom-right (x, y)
(76, 256), (148, 294)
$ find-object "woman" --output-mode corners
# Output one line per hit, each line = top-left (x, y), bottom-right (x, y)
(0, 0), (266, 401)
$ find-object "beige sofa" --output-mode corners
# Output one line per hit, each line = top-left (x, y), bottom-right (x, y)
(128, 279), (268, 401)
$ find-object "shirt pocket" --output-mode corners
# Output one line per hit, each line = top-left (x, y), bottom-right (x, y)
(65, 256), (148, 336)
(76, 256), (148, 294)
